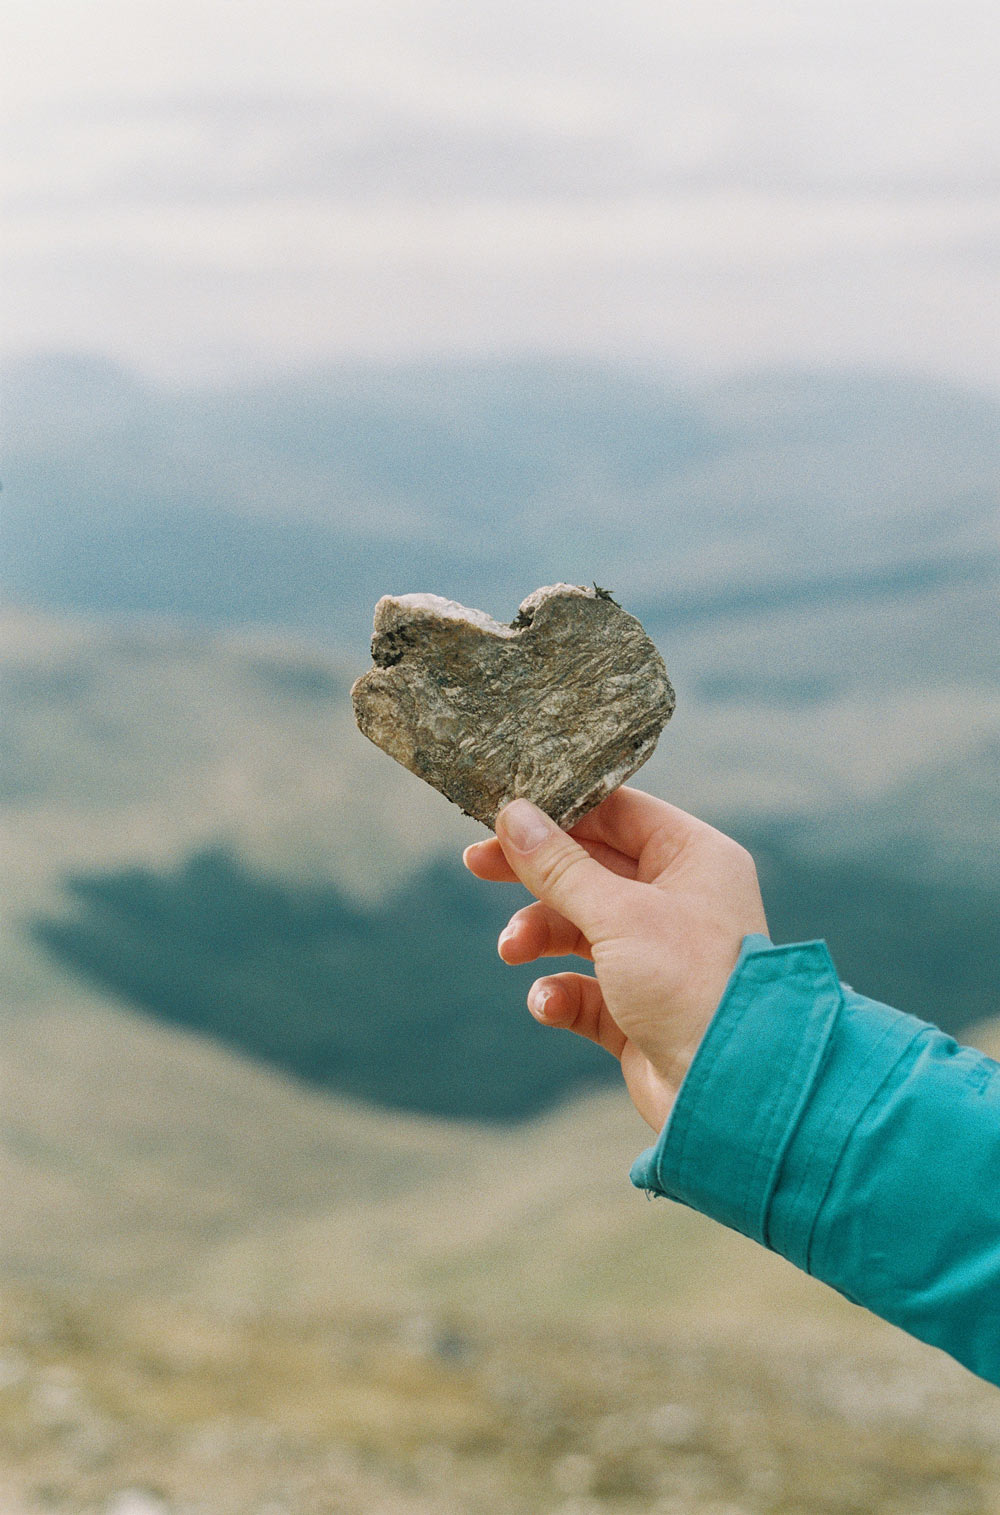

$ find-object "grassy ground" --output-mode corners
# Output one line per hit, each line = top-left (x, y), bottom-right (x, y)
(3, 1282), (1000, 1515)
(4, 1000), (1000, 1513)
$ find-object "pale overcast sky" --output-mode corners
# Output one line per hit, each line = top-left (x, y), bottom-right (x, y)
(2, 0), (998, 385)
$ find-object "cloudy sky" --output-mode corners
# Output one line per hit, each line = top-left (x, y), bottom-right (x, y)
(3, 0), (998, 385)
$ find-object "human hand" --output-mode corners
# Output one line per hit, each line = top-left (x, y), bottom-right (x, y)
(463, 787), (768, 1131)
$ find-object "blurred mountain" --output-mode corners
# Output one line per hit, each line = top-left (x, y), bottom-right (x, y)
(5, 977), (1000, 1339)
(1, 352), (996, 1141)
(2, 353), (997, 641)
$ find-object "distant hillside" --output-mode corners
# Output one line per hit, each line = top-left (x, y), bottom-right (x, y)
(5, 984), (999, 1321)
(0, 990), (883, 1327)
(30, 847), (613, 1122)
(27, 834), (999, 1122)
(2, 354), (997, 644)
(3, 606), (998, 1072)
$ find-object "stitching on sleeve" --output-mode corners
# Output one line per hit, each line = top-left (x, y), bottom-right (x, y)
(777, 1014), (900, 1246)
(665, 944), (835, 1236)
(801, 1025), (933, 1276)
(746, 956), (842, 1243)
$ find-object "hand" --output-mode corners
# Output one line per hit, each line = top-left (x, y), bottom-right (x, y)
(463, 787), (768, 1131)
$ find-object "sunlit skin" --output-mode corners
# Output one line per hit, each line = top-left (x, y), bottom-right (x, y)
(463, 786), (768, 1132)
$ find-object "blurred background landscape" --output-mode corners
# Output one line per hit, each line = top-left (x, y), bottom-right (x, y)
(2, 2), (999, 1512)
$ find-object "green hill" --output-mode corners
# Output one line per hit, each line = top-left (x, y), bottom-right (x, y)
(25, 833), (998, 1124)
(29, 847), (613, 1121)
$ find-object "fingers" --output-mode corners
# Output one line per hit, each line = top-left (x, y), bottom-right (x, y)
(465, 788), (706, 887)
(498, 901), (592, 964)
(462, 838), (513, 880)
(494, 798), (641, 944)
(570, 786), (706, 870)
(527, 972), (626, 1061)
(464, 834), (637, 883)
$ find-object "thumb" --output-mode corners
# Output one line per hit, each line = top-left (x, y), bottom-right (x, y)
(495, 798), (629, 945)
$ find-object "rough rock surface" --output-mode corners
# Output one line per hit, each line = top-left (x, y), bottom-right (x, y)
(351, 583), (675, 829)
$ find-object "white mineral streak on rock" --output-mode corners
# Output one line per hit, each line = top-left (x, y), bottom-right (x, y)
(373, 591), (520, 639)
(351, 583), (675, 829)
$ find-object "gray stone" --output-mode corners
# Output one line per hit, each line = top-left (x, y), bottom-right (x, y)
(351, 583), (675, 829)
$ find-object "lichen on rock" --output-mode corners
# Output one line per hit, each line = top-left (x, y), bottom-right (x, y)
(351, 583), (675, 829)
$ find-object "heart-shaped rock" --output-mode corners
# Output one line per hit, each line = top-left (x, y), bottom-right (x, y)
(351, 583), (675, 829)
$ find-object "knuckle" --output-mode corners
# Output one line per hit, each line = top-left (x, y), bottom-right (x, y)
(536, 841), (588, 901)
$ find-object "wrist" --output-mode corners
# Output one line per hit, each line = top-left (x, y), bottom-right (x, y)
(636, 932), (775, 1131)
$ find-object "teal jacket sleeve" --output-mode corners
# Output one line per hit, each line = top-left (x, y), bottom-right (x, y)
(630, 935), (1000, 1387)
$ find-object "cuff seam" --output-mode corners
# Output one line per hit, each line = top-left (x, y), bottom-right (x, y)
(747, 948), (844, 1246)
(659, 939), (841, 1242)
(797, 1023), (933, 1275)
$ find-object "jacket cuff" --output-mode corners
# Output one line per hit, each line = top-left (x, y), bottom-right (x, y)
(629, 935), (927, 1268)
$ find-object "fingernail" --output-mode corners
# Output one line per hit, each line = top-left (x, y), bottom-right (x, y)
(529, 986), (552, 1020)
(499, 798), (551, 852)
(497, 925), (515, 956)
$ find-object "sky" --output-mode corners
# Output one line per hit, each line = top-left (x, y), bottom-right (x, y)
(2, 0), (998, 386)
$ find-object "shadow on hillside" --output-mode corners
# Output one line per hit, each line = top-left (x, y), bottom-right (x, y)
(30, 850), (612, 1122)
(31, 836), (997, 1122)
